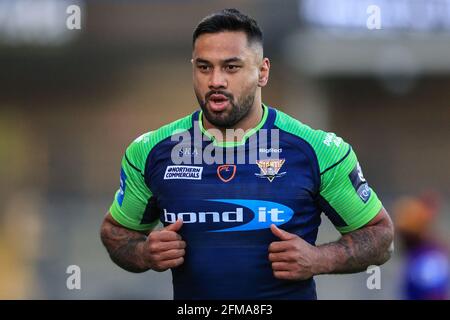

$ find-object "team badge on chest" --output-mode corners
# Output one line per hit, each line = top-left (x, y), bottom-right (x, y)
(255, 159), (286, 182)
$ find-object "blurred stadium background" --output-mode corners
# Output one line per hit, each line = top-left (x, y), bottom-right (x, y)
(0, 0), (449, 299)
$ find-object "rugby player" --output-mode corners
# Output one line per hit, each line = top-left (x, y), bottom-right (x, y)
(100, 8), (394, 299)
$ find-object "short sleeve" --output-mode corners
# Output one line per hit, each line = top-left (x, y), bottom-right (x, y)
(109, 135), (159, 231)
(318, 146), (382, 234)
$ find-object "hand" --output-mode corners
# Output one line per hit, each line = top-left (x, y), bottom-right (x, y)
(141, 219), (186, 272)
(268, 224), (321, 281)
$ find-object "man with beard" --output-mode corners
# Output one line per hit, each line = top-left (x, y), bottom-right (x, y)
(100, 8), (394, 299)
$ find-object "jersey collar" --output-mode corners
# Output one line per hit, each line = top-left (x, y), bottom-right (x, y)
(198, 103), (269, 147)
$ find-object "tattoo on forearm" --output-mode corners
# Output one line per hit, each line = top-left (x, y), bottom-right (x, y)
(100, 222), (148, 273)
(319, 224), (394, 274)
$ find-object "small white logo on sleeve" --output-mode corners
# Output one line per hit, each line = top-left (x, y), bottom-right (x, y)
(164, 166), (203, 180)
(323, 133), (342, 147)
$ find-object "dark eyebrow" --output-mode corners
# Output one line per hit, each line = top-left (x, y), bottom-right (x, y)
(194, 58), (211, 64)
(223, 57), (243, 64)
(194, 57), (244, 64)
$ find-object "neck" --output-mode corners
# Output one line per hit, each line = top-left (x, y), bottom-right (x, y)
(202, 93), (263, 143)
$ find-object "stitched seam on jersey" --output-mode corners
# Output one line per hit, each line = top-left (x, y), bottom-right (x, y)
(273, 112), (322, 197)
(125, 153), (144, 177)
(320, 146), (352, 176)
(317, 194), (348, 227)
(274, 124), (321, 198)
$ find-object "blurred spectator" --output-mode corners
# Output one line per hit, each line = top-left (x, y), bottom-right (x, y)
(394, 191), (449, 300)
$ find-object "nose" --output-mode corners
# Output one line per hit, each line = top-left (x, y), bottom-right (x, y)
(208, 69), (227, 90)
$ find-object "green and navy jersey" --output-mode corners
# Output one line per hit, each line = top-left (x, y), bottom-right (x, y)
(109, 104), (382, 299)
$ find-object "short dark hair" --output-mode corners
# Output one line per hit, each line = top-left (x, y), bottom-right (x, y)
(193, 8), (263, 48)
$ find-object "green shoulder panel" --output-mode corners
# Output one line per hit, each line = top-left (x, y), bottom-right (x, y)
(109, 113), (193, 231)
(125, 113), (193, 171)
(274, 109), (382, 233)
(274, 110), (350, 174)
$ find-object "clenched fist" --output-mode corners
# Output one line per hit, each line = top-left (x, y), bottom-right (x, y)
(268, 224), (321, 281)
(140, 219), (186, 272)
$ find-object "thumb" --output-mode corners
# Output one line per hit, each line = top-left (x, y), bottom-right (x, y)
(164, 219), (183, 232)
(270, 224), (297, 241)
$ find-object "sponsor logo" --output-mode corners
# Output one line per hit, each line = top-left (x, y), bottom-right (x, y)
(259, 147), (282, 154)
(255, 159), (286, 182)
(217, 164), (236, 183)
(170, 125), (283, 165)
(357, 184), (371, 203)
(349, 162), (371, 203)
(117, 167), (127, 206)
(164, 165), (203, 180)
(163, 199), (294, 232)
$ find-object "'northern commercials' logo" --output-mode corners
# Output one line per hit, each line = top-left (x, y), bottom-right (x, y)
(163, 199), (294, 232)
(164, 165), (203, 180)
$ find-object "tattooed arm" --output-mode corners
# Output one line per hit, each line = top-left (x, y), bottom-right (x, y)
(269, 208), (394, 280)
(100, 213), (149, 273)
(100, 213), (185, 273)
(316, 207), (394, 274)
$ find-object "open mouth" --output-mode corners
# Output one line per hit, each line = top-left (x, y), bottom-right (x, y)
(208, 94), (230, 112)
